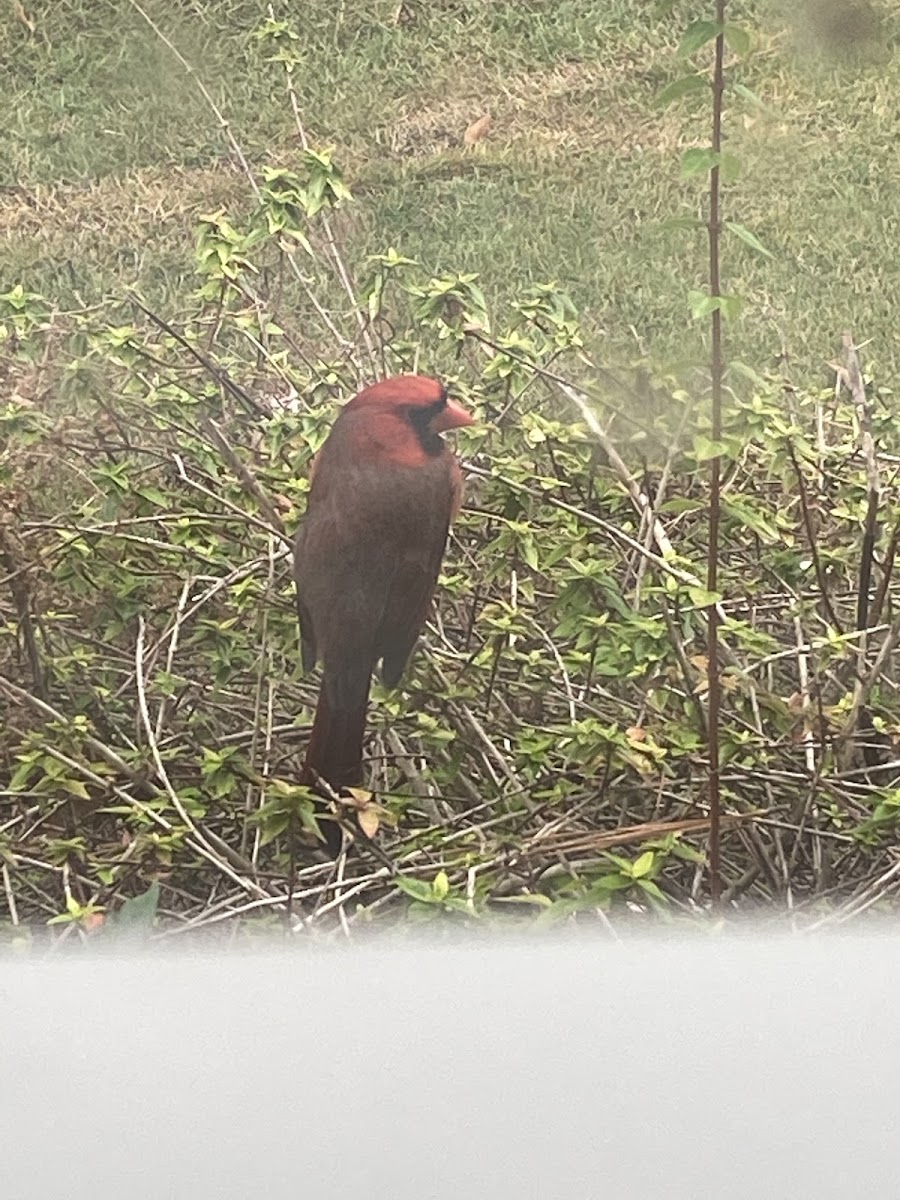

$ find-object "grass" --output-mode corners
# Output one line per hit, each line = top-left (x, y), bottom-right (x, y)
(3, 0), (900, 378)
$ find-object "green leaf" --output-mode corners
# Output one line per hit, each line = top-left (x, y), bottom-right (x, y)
(631, 851), (655, 879)
(731, 81), (779, 116)
(721, 498), (780, 543)
(655, 73), (708, 106)
(64, 780), (91, 801)
(692, 435), (728, 461)
(732, 80), (761, 104)
(725, 221), (775, 260)
(670, 842), (707, 865)
(593, 872), (633, 894)
(718, 294), (744, 320)
(688, 290), (722, 319)
(257, 811), (290, 846)
(134, 486), (168, 507)
(728, 360), (768, 387)
(723, 24), (751, 56)
(659, 497), (705, 515)
(681, 147), (718, 177)
(396, 877), (436, 903)
(636, 878), (667, 902)
(111, 881), (161, 931)
(282, 228), (313, 255)
(8, 758), (36, 791)
(687, 586), (724, 607)
(680, 148), (741, 181)
(432, 870), (450, 900)
(677, 20), (722, 58)
(300, 806), (323, 839)
(520, 536), (539, 571)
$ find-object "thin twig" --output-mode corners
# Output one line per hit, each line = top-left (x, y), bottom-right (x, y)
(134, 617), (274, 902)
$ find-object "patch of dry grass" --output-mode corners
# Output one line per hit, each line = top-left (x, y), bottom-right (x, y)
(0, 163), (250, 241)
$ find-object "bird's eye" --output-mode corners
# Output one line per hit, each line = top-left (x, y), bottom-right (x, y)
(408, 396), (446, 427)
(429, 388), (449, 419)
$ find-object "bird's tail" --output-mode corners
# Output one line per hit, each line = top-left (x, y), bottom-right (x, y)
(302, 662), (372, 854)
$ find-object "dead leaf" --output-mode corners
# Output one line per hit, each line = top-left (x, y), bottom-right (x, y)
(342, 786), (372, 809)
(358, 807), (380, 838)
(13, 1), (35, 34)
(391, 3), (414, 24)
(463, 114), (492, 147)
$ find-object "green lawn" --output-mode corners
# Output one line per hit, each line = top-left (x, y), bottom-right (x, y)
(3, 0), (899, 380)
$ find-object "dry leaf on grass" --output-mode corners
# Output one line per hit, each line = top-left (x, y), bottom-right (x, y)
(463, 114), (492, 147)
(13, 1), (35, 34)
(391, 2), (416, 25)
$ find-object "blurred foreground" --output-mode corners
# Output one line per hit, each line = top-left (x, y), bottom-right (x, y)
(3, 929), (896, 1197)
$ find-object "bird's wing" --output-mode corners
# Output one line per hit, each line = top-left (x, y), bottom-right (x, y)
(294, 452), (458, 688)
(378, 468), (456, 687)
(295, 590), (317, 674)
(294, 461), (395, 673)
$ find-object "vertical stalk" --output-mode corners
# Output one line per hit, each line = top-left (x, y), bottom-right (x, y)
(706, 0), (726, 904)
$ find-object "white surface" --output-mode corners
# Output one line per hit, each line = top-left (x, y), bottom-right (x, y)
(1, 931), (891, 1197)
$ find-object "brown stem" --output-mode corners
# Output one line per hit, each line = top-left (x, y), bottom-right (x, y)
(705, 0), (726, 906)
(785, 441), (844, 634)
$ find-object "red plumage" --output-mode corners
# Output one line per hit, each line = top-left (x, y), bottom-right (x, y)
(294, 374), (473, 852)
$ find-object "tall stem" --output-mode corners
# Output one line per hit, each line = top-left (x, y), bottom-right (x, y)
(706, 0), (726, 904)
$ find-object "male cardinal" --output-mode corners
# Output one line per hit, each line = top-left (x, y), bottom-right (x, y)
(294, 374), (474, 852)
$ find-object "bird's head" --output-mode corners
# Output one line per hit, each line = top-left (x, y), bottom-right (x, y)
(346, 375), (474, 446)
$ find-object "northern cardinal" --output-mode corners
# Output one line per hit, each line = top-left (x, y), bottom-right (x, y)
(294, 375), (474, 852)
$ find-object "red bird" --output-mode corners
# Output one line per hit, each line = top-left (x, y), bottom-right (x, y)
(294, 374), (474, 851)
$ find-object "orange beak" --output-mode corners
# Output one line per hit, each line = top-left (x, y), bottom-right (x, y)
(431, 396), (475, 433)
